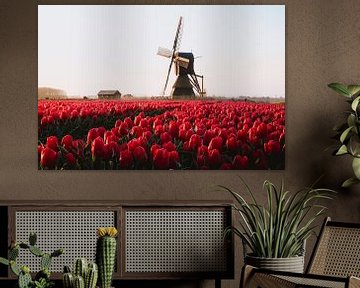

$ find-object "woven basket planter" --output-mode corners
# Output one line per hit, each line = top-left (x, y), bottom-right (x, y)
(245, 254), (305, 273)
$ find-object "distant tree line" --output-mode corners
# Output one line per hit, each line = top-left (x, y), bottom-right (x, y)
(38, 87), (67, 99)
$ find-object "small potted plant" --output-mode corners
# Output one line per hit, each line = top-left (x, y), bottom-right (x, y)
(328, 82), (360, 187)
(221, 178), (335, 273)
(0, 232), (63, 288)
(96, 227), (118, 288)
(62, 258), (98, 288)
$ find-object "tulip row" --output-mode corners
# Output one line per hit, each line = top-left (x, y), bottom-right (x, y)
(38, 99), (285, 170)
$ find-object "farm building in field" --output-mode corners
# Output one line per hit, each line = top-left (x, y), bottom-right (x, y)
(97, 90), (122, 99)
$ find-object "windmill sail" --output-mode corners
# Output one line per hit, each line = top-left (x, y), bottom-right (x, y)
(157, 47), (173, 58)
(162, 16), (183, 95)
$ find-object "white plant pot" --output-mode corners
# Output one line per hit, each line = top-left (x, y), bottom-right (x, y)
(245, 254), (305, 273)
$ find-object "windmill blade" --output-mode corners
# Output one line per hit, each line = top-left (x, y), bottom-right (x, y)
(162, 16), (183, 95)
(162, 58), (173, 95)
(175, 56), (189, 69)
(157, 47), (172, 58)
(173, 16), (183, 53)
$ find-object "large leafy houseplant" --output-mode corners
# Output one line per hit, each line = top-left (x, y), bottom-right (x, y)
(222, 179), (334, 259)
(328, 83), (360, 187)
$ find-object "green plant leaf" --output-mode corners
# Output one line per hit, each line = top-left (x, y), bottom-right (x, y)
(348, 135), (360, 156)
(352, 157), (360, 179)
(336, 145), (348, 155)
(10, 261), (20, 276)
(347, 114), (356, 127)
(351, 96), (360, 111)
(347, 85), (360, 97)
(340, 126), (353, 143)
(0, 257), (9, 266)
(328, 83), (351, 97)
(342, 177), (360, 188)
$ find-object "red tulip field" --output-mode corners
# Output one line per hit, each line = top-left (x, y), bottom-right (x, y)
(38, 100), (285, 170)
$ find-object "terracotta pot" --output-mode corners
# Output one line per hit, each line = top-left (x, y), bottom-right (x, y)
(245, 254), (304, 273)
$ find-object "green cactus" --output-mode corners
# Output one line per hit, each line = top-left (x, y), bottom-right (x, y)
(29, 232), (37, 246)
(18, 269), (32, 288)
(73, 275), (85, 288)
(63, 265), (72, 273)
(85, 263), (98, 288)
(0, 233), (63, 288)
(74, 258), (88, 279)
(10, 260), (20, 276)
(63, 259), (98, 288)
(9, 246), (19, 260)
(96, 229), (117, 288)
(40, 253), (52, 270)
(63, 272), (74, 288)
(29, 245), (44, 257)
(51, 248), (64, 258)
(0, 257), (9, 266)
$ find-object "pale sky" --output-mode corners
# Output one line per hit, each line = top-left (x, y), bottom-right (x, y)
(38, 5), (285, 97)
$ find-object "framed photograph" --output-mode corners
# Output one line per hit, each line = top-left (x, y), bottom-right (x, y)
(38, 5), (285, 170)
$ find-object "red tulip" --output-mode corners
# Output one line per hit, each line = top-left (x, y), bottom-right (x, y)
(189, 134), (201, 150)
(153, 148), (170, 169)
(119, 143), (128, 151)
(46, 136), (59, 151)
(142, 130), (152, 140)
(65, 152), (76, 166)
(124, 117), (133, 128)
(155, 125), (164, 136)
(130, 126), (143, 138)
(197, 154), (207, 167)
(118, 122), (128, 136)
(127, 138), (140, 152)
(232, 155), (249, 169)
(169, 150), (179, 169)
(208, 136), (223, 151)
(150, 144), (161, 156)
(139, 118), (149, 128)
(61, 135), (73, 151)
(133, 146), (148, 164)
(70, 110), (79, 119)
(40, 147), (57, 168)
(103, 142), (118, 160)
(208, 149), (222, 167)
(97, 127), (106, 137)
(168, 121), (179, 137)
(91, 136), (105, 160)
(178, 129), (187, 141)
(153, 118), (163, 129)
(226, 136), (237, 151)
(119, 150), (133, 169)
(160, 132), (172, 144)
(264, 140), (281, 154)
(87, 128), (99, 145)
(163, 141), (176, 152)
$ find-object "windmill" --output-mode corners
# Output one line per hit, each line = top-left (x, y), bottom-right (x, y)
(157, 16), (205, 98)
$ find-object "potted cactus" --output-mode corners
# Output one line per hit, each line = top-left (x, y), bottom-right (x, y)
(62, 258), (98, 288)
(96, 227), (118, 288)
(0, 232), (63, 288)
